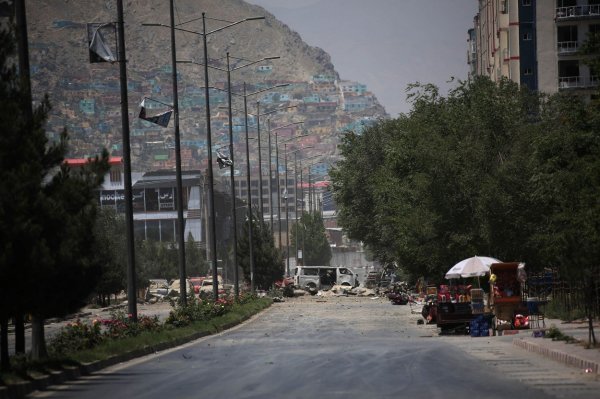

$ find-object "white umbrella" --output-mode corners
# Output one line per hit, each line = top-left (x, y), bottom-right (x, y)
(445, 256), (501, 279)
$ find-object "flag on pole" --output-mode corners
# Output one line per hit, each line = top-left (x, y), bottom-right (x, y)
(216, 149), (233, 169)
(89, 24), (117, 62)
(139, 98), (173, 127)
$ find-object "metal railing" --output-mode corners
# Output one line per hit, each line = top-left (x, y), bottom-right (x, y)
(558, 75), (600, 89)
(557, 41), (578, 54)
(556, 5), (600, 20)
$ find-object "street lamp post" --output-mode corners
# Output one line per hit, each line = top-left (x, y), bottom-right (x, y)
(145, 13), (266, 299)
(190, 13), (265, 299)
(280, 144), (312, 276)
(268, 121), (304, 242)
(214, 83), (288, 292)
(168, 0), (188, 304)
(238, 83), (288, 292)
(242, 83), (256, 293)
(116, 0), (137, 321)
(294, 154), (319, 267)
(180, 54), (279, 300)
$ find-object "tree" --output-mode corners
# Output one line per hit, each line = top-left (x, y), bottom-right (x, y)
(237, 210), (284, 290)
(528, 93), (600, 345)
(136, 239), (179, 283)
(578, 31), (600, 81)
(331, 77), (541, 281)
(290, 211), (332, 266)
(92, 208), (127, 306)
(185, 233), (209, 277)
(0, 20), (109, 363)
(0, 21), (32, 371)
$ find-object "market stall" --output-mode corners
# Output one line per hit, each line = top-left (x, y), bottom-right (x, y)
(435, 256), (498, 335)
(489, 262), (529, 333)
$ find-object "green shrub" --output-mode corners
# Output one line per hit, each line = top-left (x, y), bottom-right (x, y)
(165, 296), (235, 327)
(49, 319), (104, 355)
(48, 310), (161, 356)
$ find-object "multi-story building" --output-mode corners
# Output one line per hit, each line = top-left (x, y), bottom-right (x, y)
(67, 156), (328, 249)
(469, 0), (599, 98)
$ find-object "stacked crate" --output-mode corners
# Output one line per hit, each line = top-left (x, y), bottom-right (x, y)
(470, 288), (485, 314)
(470, 314), (490, 337)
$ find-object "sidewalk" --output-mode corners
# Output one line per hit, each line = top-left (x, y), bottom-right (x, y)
(511, 317), (600, 374)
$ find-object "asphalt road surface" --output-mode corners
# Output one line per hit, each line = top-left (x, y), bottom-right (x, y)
(30, 296), (600, 399)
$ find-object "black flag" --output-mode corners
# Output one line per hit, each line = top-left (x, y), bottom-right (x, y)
(139, 98), (172, 127)
(217, 149), (233, 169)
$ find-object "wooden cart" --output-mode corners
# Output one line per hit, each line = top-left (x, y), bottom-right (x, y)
(489, 262), (527, 332)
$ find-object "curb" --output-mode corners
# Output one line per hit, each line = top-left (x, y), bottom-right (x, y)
(512, 337), (600, 374)
(0, 303), (269, 399)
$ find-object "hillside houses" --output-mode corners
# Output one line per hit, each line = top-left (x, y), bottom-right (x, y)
(37, 48), (386, 176)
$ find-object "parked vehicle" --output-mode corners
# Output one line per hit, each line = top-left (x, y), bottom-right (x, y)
(293, 266), (358, 293)
(189, 277), (206, 294)
(199, 278), (225, 296)
(168, 279), (194, 297)
(146, 279), (170, 300)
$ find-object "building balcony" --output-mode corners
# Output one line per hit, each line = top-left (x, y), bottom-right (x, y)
(557, 41), (579, 54)
(558, 75), (599, 89)
(556, 5), (600, 21)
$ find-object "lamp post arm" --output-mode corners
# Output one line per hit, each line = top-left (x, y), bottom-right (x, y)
(178, 60), (228, 73)
(207, 16), (265, 35)
(145, 15), (264, 37)
(246, 83), (289, 98)
(231, 56), (279, 72)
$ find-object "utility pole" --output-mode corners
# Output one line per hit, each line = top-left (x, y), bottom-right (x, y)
(116, 0), (137, 321)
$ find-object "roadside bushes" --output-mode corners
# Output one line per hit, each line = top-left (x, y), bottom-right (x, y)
(48, 294), (259, 356)
(48, 310), (161, 356)
(165, 293), (257, 327)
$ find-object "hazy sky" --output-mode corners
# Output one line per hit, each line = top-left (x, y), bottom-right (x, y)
(246, 0), (475, 117)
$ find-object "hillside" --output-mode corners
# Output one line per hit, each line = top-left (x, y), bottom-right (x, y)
(26, 0), (387, 172)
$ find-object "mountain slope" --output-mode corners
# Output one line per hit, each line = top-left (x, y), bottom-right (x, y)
(26, 0), (385, 171)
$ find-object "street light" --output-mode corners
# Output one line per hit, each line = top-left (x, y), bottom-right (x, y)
(168, 13), (265, 299)
(282, 144), (313, 276)
(294, 154), (319, 266)
(270, 121), (305, 245)
(211, 82), (289, 292)
(298, 159), (324, 215)
(116, 0), (137, 320)
(142, 0), (188, 304)
(238, 83), (288, 292)
(179, 54), (280, 300)
(222, 103), (297, 225)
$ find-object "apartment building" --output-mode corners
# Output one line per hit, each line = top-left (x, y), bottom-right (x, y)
(469, 0), (599, 98)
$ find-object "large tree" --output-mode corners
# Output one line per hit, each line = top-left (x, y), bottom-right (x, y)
(290, 211), (332, 266)
(331, 77), (541, 281)
(0, 20), (109, 363)
(93, 207), (127, 306)
(237, 211), (284, 290)
(528, 93), (600, 344)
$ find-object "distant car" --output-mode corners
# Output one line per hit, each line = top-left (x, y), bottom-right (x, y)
(199, 279), (225, 295)
(274, 276), (294, 289)
(189, 277), (206, 294)
(168, 278), (194, 297)
(146, 279), (169, 299)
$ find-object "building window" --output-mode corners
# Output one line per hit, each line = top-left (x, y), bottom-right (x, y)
(524, 68), (533, 75)
(109, 169), (121, 184)
(523, 32), (532, 41)
(522, 0), (531, 5)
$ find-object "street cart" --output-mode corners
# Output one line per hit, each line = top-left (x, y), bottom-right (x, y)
(489, 262), (528, 333)
(435, 256), (500, 335)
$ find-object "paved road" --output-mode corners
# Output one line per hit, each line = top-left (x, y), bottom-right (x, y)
(30, 296), (600, 399)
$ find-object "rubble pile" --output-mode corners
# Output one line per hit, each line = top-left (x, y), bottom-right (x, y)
(315, 285), (377, 297)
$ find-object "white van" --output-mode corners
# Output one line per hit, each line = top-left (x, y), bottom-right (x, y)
(294, 266), (358, 292)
